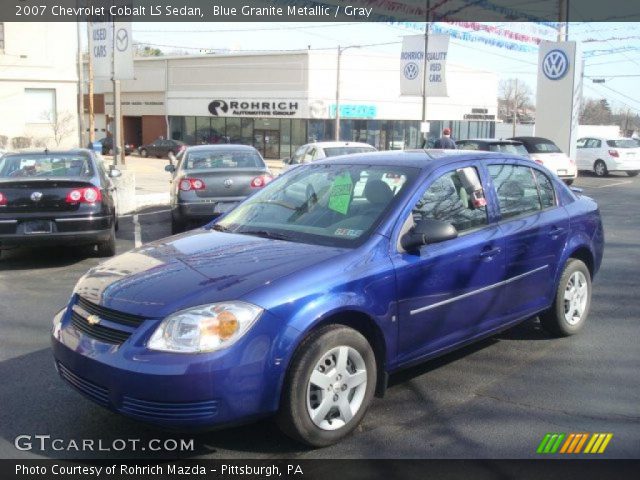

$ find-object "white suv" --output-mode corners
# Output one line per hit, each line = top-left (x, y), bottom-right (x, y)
(284, 141), (376, 166)
(576, 137), (640, 177)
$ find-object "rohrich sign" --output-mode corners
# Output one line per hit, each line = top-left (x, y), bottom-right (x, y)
(535, 41), (583, 160)
(208, 100), (300, 117)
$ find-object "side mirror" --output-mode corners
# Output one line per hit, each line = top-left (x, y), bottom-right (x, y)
(401, 218), (458, 251)
(109, 168), (122, 178)
(164, 164), (176, 173)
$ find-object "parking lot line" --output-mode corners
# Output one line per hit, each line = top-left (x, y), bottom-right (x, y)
(592, 180), (633, 189)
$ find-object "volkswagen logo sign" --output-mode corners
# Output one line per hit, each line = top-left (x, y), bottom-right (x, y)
(30, 191), (43, 202)
(223, 178), (233, 188)
(403, 62), (420, 80)
(542, 49), (569, 81)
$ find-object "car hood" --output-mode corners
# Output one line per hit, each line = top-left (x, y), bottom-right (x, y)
(74, 229), (348, 318)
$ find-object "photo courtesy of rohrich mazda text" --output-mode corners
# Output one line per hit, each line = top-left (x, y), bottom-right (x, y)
(1, 1), (639, 479)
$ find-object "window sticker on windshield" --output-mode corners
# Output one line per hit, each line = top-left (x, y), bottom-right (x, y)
(328, 173), (353, 215)
(334, 228), (363, 238)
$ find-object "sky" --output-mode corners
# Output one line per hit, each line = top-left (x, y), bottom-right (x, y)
(121, 21), (640, 116)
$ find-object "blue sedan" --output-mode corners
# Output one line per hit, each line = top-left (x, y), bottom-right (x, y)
(51, 150), (604, 447)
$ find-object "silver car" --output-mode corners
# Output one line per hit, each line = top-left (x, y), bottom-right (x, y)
(166, 145), (272, 233)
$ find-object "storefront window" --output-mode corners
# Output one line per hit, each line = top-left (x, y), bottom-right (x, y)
(280, 119), (291, 159)
(169, 116), (184, 141)
(241, 119), (253, 145)
(211, 117), (226, 143)
(308, 120), (325, 143)
(184, 117), (197, 145)
(226, 118), (241, 143)
(291, 119), (306, 151)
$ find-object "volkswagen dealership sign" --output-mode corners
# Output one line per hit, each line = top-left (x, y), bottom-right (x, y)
(400, 34), (449, 97)
(542, 49), (570, 80)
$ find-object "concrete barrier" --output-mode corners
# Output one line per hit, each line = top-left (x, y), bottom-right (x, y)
(112, 170), (137, 215)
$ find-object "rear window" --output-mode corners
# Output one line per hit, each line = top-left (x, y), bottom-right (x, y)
(323, 146), (376, 157)
(0, 154), (93, 178)
(488, 143), (529, 156)
(606, 139), (637, 148)
(183, 150), (264, 170)
(528, 141), (561, 153)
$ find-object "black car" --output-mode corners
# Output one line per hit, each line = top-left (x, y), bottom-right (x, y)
(166, 145), (272, 233)
(93, 137), (135, 156)
(0, 150), (120, 258)
(139, 139), (186, 159)
(456, 138), (530, 157)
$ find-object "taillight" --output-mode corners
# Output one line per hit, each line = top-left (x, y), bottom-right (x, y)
(179, 178), (206, 191)
(65, 187), (102, 204)
(609, 150), (619, 158)
(0, 192), (7, 206)
(250, 174), (273, 188)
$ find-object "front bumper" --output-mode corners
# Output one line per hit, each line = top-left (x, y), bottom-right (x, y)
(51, 303), (289, 429)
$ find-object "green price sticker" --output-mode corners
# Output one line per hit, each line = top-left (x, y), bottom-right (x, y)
(328, 172), (353, 215)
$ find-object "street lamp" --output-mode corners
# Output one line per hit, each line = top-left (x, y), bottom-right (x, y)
(335, 45), (361, 141)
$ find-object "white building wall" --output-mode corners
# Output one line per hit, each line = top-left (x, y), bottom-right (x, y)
(0, 23), (79, 149)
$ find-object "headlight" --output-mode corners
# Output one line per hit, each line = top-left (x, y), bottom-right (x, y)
(147, 302), (263, 353)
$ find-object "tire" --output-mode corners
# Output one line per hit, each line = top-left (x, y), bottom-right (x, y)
(171, 216), (185, 235)
(593, 160), (608, 177)
(626, 171), (639, 177)
(276, 325), (377, 447)
(540, 259), (592, 337)
(96, 224), (116, 257)
(140, 149), (148, 158)
(564, 179), (574, 186)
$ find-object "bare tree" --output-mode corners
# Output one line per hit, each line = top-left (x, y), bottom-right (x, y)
(50, 111), (76, 147)
(580, 98), (613, 125)
(498, 79), (534, 122)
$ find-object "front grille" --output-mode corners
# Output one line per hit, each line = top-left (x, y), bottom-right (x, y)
(56, 362), (110, 407)
(71, 310), (132, 345)
(77, 296), (147, 327)
(120, 396), (219, 422)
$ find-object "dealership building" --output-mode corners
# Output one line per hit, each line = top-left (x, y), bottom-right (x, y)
(91, 50), (498, 158)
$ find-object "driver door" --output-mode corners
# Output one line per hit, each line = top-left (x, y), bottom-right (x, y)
(392, 165), (507, 365)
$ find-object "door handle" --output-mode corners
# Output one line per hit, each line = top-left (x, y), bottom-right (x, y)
(480, 246), (502, 259)
(549, 226), (566, 239)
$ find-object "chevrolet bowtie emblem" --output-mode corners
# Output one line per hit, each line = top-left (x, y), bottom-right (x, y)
(86, 315), (101, 326)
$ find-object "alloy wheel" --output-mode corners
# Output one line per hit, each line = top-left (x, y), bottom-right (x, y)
(564, 271), (589, 325)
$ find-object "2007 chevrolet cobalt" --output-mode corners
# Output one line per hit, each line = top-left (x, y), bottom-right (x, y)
(52, 151), (604, 447)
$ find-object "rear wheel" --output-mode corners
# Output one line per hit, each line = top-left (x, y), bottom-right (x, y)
(96, 224), (116, 257)
(564, 179), (574, 186)
(140, 148), (148, 158)
(626, 171), (639, 177)
(277, 325), (376, 447)
(594, 160), (608, 177)
(540, 259), (591, 337)
(171, 216), (185, 235)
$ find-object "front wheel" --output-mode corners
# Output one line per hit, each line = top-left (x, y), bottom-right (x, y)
(540, 259), (591, 337)
(594, 160), (608, 177)
(277, 325), (377, 447)
(626, 171), (639, 177)
(564, 179), (574, 186)
(139, 149), (148, 158)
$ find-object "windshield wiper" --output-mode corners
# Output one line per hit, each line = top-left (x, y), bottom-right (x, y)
(238, 229), (294, 241)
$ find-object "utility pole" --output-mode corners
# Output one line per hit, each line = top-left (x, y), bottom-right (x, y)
(77, 22), (86, 147)
(557, 0), (569, 41)
(111, 22), (124, 166)
(421, 0), (431, 147)
(334, 45), (360, 141)
(512, 79), (518, 137)
(87, 22), (95, 143)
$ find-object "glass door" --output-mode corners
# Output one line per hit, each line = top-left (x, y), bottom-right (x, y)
(254, 129), (280, 159)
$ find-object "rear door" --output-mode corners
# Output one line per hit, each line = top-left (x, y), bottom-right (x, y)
(393, 163), (507, 364)
(487, 161), (569, 317)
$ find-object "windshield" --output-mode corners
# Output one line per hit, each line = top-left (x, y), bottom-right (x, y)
(183, 150), (265, 170)
(215, 163), (418, 247)
(488, 144), (529, 156)
(0, 153), (94, 178)
(323, 147), (376, 157)
(529, 141), (561, 153)
(607, 139), (637, 148)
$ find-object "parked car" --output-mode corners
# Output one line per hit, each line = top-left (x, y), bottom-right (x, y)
(92, 137), (135, 156)
(456, 138), (530, 157)
(284, 141), (376, 166)
(139, 139), (186, 159)
(510, 136), (578, 184)
(52, 150), (604, 446)
(166, 144), (272, 233)
(0, 149), (120, 258)
(576, 136), (640, 177)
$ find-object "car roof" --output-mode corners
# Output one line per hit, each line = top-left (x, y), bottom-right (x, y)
(2, 148), (93, 157)
(313, 149), (531, 170)
(184, 144), (259, 152)
(304, 141), (376, 149)
(459, 138), (524, 144)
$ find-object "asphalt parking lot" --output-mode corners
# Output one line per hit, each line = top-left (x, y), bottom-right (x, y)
(0, 172), (638, 460)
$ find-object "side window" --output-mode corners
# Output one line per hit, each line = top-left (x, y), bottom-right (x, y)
(412, 168), (488, 233)
(533, 169), (556, 209)
(576, 138), (587, 148)
(303, 148), (316, 163)
(489, 164), (542, 220)
(291, 146), (307, 164)
(594, 139), (602, 148)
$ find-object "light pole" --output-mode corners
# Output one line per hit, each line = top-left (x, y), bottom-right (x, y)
(335, 45), (361, 141)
